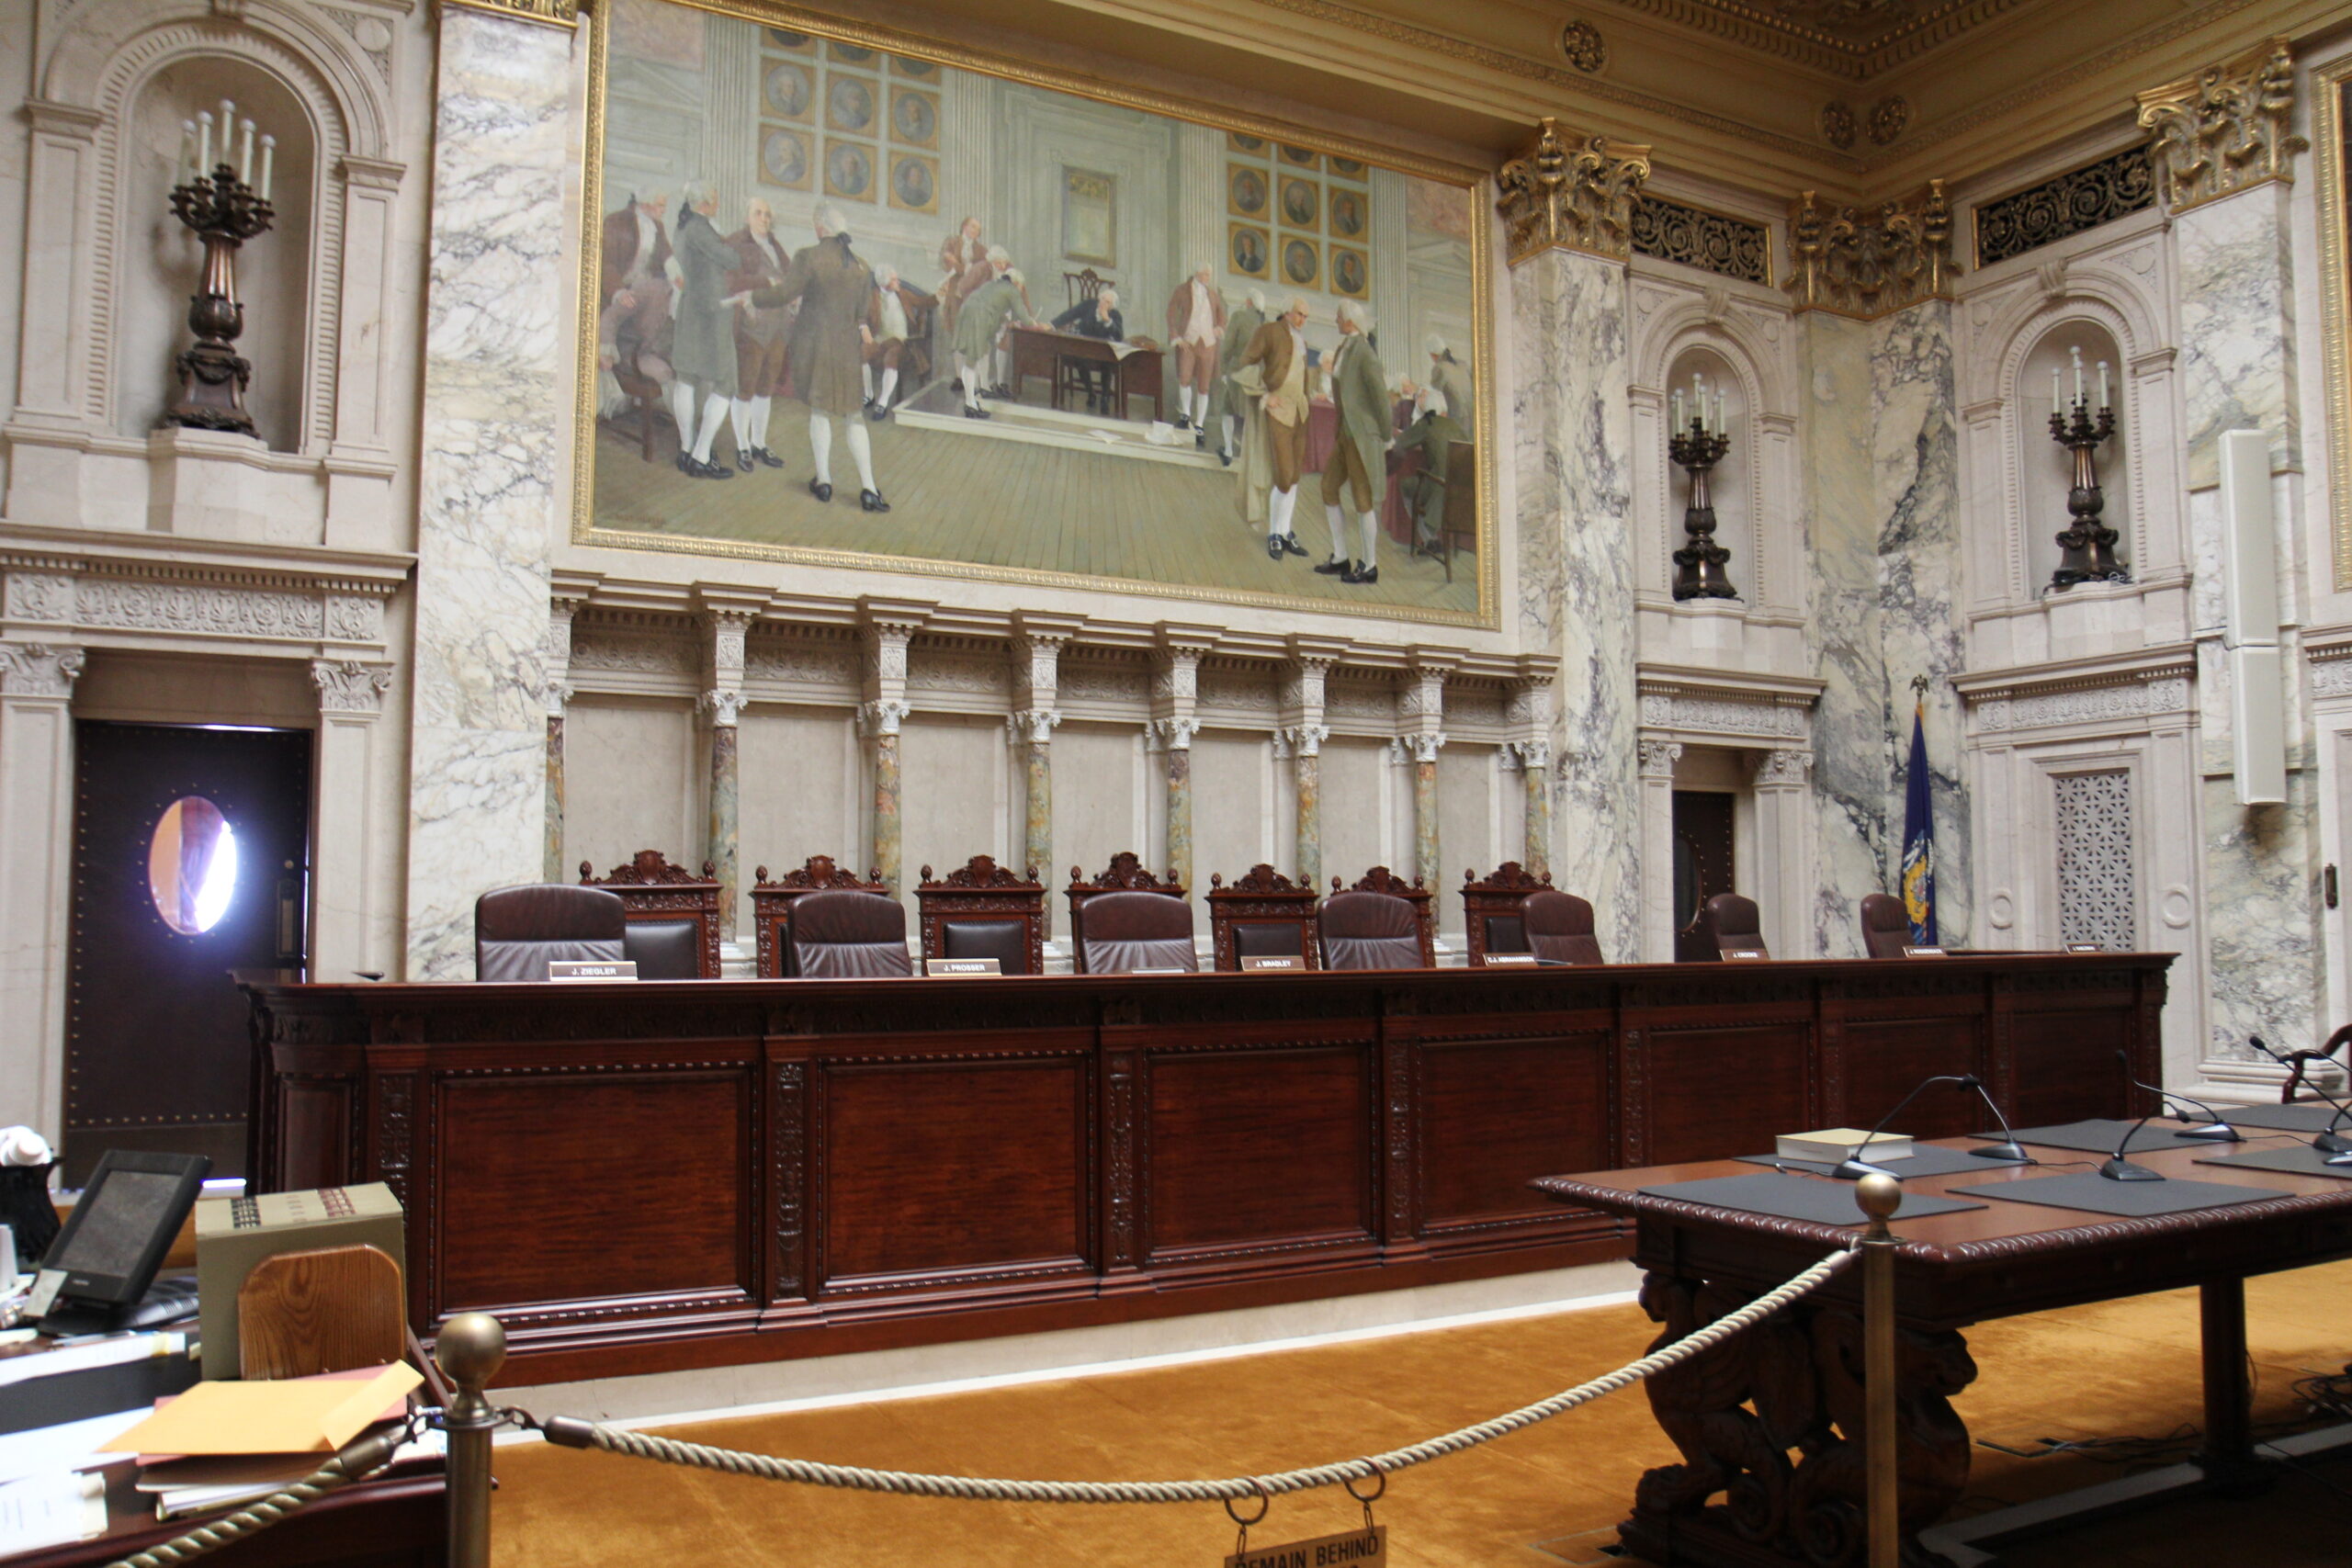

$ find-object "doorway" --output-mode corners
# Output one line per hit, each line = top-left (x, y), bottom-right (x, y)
(1671, 789), (1736, 932)
(63, 722), (312, 1186)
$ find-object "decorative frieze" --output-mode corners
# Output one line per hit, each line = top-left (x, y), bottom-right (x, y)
(1974, 147), (2156, 268)
(1496, 118), (1652, 266)
(0, 553), (399, 652)
(1965, 667), (2192, 733)
(1786, 182), (1957, 320)
(2136, 39), (2304, 214)
(1636, 687), (1811, 740)
(1631, 197), (1771, 287)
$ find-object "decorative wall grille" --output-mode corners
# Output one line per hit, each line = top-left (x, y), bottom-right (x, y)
(1973, 146), (2155, 268)
(2054, 769), (2137, 951)
(1631, 197), (1771, 286)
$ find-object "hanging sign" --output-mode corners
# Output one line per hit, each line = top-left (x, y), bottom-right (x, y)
(1225, 1525), (1385, 1568)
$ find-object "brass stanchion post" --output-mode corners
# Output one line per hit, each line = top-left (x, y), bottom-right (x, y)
(1855, 1172), (1901, 1568)
(435, 1313), (507, 1568)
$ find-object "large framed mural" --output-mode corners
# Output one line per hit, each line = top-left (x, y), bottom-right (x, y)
(2323, 51), (2352, 591)
(573, 0), (1495, 626)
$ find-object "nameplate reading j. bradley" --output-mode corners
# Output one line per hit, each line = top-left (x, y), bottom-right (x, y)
(1226, 1525), (1385, 1568)
(1239, 954), (1303, 973)
(925, 958), (1002, 977)
(548, 961), (638, 981)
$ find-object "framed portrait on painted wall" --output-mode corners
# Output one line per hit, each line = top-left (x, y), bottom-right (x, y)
(575, 0), (1495, 626)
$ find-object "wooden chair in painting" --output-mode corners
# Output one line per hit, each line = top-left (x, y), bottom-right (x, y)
(1318, 867), (1435, 971)
(580, 851), (723, 978)
(1066, 853), (1193, 975)
(610, 362), (673, 463)
(1205, 864), (1321, 971)
(915, 856), (1046, 976)
(751, 856), (888, 978)
(1461, 861), (1553, 966)
(1434, 438), (1477, 582)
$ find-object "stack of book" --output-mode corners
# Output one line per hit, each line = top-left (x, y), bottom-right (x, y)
(1775, 1127), (1914, 1165)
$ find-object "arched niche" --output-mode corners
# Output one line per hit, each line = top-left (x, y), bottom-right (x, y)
(2014, 320), (2133, 592)
(117, 59), (316, 450)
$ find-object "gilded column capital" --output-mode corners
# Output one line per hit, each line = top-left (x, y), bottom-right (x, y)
(2136, 38), (2306, 214)
(1785, 180), (1957, 320)
(1496, 118), (1651, 267)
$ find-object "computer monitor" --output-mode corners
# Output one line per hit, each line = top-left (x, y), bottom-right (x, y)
(28, 1149), (208, 1332)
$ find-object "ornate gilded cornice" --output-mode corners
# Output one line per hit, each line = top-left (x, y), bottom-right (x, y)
(1496, 119), (1652, 266)
(2135, 37), (2305, 214)
(439, 0), (579, 26)
(1595, 0), (2033, 80)
(1785, 180), (1956, 319)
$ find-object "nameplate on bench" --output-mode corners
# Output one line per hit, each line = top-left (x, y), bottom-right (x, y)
(1902, 945), (1947, 958)
(925, 958), (1001, 977)
(1481, 953), (1539, 967)
(2064, 942), (2100, 953)
(1239, 955), (1303, 973)
(1723, 948), (1770, 962)
(548, 961), (637, 982)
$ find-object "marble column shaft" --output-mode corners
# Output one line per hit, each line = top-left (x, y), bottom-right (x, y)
(0, 644), (83, 1142)
(1519, 740), (1553, 881)
(1512, 247), (1638, 952)
(707, 719), (739, 922)
(874, 730), (904, 896)
(1412, 757), (1441, 891)
(406, 8), (575, 976)
(1166, 739), (1193, 893)
(544, 715), (565, 884)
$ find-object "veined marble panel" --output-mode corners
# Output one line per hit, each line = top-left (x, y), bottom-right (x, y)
(2175, 182), (2296, 491)
(405, 9), (578, 977)
(2202, 771), (2321, 1061)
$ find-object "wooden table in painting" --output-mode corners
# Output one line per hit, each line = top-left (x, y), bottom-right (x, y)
(1006, 325), (1165, 420)
(239, 953), (2166, 1388)
(1532, 1134), (2352, 1568)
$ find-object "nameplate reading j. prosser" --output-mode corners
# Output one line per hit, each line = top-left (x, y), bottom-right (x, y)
(1239, 955), (1302, 973)
(1226, 1525), (1385, 1568)
(548, 961), (638, 982)
(925, 958), (1002, 977)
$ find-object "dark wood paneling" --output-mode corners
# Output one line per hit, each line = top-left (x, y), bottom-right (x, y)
(2010, 1007), (2132, 1127)
(820, 1059), (1088, 1283)
(1638, 1024), (1811, 1166)
(1147, 1047), (1371, 1255)
(1833, 1018), (1984, 1135)
(276, 1081), (350, 1190)
(435, 1073), (750, 1310)
(1421, 1035), (1610, 1228)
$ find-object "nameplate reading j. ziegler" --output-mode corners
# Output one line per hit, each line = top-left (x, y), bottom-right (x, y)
(1239, 955), (1302, 973)
(548, 961), (638, 982)
(1227, 1524), (1385, 1568)
(1723, 948), (1770, 962)
(1481, 953), (1539, 967)
(1902, 945), (1948, 958)
(925, 958), (1002, 977)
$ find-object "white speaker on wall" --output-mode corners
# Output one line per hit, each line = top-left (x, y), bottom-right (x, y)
(2219, 429), (2285, 807)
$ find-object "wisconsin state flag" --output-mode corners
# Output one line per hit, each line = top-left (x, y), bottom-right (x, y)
(1901, 697), (1936, 945)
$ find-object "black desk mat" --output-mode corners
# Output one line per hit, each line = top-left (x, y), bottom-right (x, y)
(1949, 1172), (2293, 1217)
(1737, 1145), (2031, 1179)
(2219, 1102), (2351, 1134)
(1977, 1119), (2274, 1155)
(2194, 1144), (2352, 1181)
(1638, 1172), (1984, 1225)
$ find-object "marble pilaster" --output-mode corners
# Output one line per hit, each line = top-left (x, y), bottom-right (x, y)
(1512, 245), (1638, 953)
(1515, 739), (1554, 882)
(1153, 718), (1203, 892)
(1012, 711), (1063, 897)
(311, 660), (395, 979)
(859, 701), (910, 896)
(0, 643), (81, 1143)
(1637, 739), (1679, 961)
(1408, 733), (1446, 892)
(701, 607), (754, 931)
(1751, 749), (1815, 958)
(405, 7), (577, 976)
(541, 597), (578, 883)
(859, 605), (927, 898)
(1278, 725), (1329, 890)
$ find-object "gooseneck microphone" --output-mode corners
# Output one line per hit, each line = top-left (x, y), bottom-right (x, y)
(1962, 1074), (2032, 1164)
(1833, 1074), (1978, 1181)
(2248, 1036), (2352, 1165)
(2116, 1049), (2242, 1143)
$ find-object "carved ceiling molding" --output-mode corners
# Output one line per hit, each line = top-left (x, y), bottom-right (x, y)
(1559, 18), (1608, 72)
(1785, 180), (1957, 319)
(1593, 0), (2033, 79)
(1497, 119), (1653, 266)
(2135, 37), (2305, 215)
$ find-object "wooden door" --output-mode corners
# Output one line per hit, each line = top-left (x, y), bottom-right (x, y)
(1671, 789), (1736, 931)
(64, 722), (312, 1185)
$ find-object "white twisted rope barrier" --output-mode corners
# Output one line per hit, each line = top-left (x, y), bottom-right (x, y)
(103, 1428), (408, 1568)
(544, 1247), (1856, 1504)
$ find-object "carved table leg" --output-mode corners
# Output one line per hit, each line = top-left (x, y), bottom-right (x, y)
(1618, 1268), (1977, 1568)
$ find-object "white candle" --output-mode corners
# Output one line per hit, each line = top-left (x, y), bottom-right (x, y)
(197, 111), (212, 178)
(258, 135), (275, 203)
(2071, 345), (2084, 406)
(177, 120), (197, 185)
(2098, 360), (2109, 411)
(219, 101), (235, 167)
(2050, 367), (2060, 408)
(239, 118), (254, 184)
(1672, 389), (1684, 431)
(1714, 389), (1726, 435)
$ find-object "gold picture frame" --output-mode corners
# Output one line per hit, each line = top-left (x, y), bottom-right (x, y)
(1277, 175), (1319, 232)
(1227, 163), (1268, 220)
(888, 85), (938, 147)
(888, 151), (938, 213)
(1279, 234), (1320, 290)
(2320, 56), (2352, 590)
(759, 124), (812, 190)
(821, 138), (876, 201)
(1277, 143), (1321, 170)
(1330, 244), (1368, 299)
(762, 59), (813, 120)
(1227, 220), (1269, 279)
(574, 0), (1499, 630)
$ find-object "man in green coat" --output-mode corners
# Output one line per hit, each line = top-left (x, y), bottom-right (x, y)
(949, 249), (1031, 419)
(1390, 385), (1465, 556)
(1207, 287), (1264, 466)
(1317, 299), (1393, 585)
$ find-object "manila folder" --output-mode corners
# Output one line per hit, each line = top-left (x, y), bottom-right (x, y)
(100, 1361), (421, 1456)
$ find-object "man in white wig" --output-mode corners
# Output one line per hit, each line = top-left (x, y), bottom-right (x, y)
(1317, 299), (1393, 585)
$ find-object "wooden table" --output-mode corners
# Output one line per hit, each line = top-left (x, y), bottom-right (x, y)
(1532, 1134), (2352, 1567)
(240, 953), (2167, 1386)
(1007, 326), (1164, 420)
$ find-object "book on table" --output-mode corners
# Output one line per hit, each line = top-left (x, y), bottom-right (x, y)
(1776, 1127), (1913, 1165)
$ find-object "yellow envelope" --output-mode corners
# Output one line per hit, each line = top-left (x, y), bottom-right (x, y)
(101, 1361), (422, 1455)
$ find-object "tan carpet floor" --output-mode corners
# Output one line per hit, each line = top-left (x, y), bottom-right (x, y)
(492, 1258), (2352, 1565)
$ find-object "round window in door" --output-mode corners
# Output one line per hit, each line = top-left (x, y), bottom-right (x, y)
(148, 796), (240, 934)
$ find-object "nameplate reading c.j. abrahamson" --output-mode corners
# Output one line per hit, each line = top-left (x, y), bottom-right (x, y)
(925, 958), (1003, 977)
(1480, 953), (1538, 967)
(548, 961), (638, 981)
(1239, 954), (1303, 972)
(1225, 1524), (1385, 1568)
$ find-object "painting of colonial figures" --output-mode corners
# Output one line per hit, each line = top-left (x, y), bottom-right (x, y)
(582, 0), (1488, 619)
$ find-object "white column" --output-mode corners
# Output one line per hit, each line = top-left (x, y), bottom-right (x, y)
(1751, 749), (1815, 957)
(324, 156), (407, 552)
(1638, 739), (1680, 961)
(310, 660), (394, 980)
(1177, 123), (1223, 286)
(4, 102), (104, 526)
(0, 644), (84, 1145)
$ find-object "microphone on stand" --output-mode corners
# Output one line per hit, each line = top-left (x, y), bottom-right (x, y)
(2098, 1050), (2170, 1179)
(1962, 1073), (2032, 1163)
(1832, 1074), (1975, 1181)
(2248, 1037), (2352, 1165)
(2115, 1049), (2241, 1142)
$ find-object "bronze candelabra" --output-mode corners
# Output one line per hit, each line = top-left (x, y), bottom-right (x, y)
(163, 118), (275, 435)
(1668, 414), (1737, 601)
(2047, 365), (2126, 589)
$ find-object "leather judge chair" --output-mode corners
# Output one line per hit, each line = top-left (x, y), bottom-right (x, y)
(787, 890), (914, 978)
(1677, 892), (1765, 962)
(1066, 853), (1189, 975)
(1859, 893), (1912, 958)
(580, 852), (722, 979)
(1077, 891), (1198, 974)
(1523, 890), (1604, 965)
(915, 856), (1046, 976)
(1206, 865), (1320, 971)
(474, 885), (626, 981)
(1319, 869), (1436, 972)
(1462, 862), (1550, 965)
(752, 857), (888, 977)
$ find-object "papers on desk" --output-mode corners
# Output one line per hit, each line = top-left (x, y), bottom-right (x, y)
(0, 1469), (107, 1551)
(0, 1330), (188, 1390)
(102, 1360), (421, 1456)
